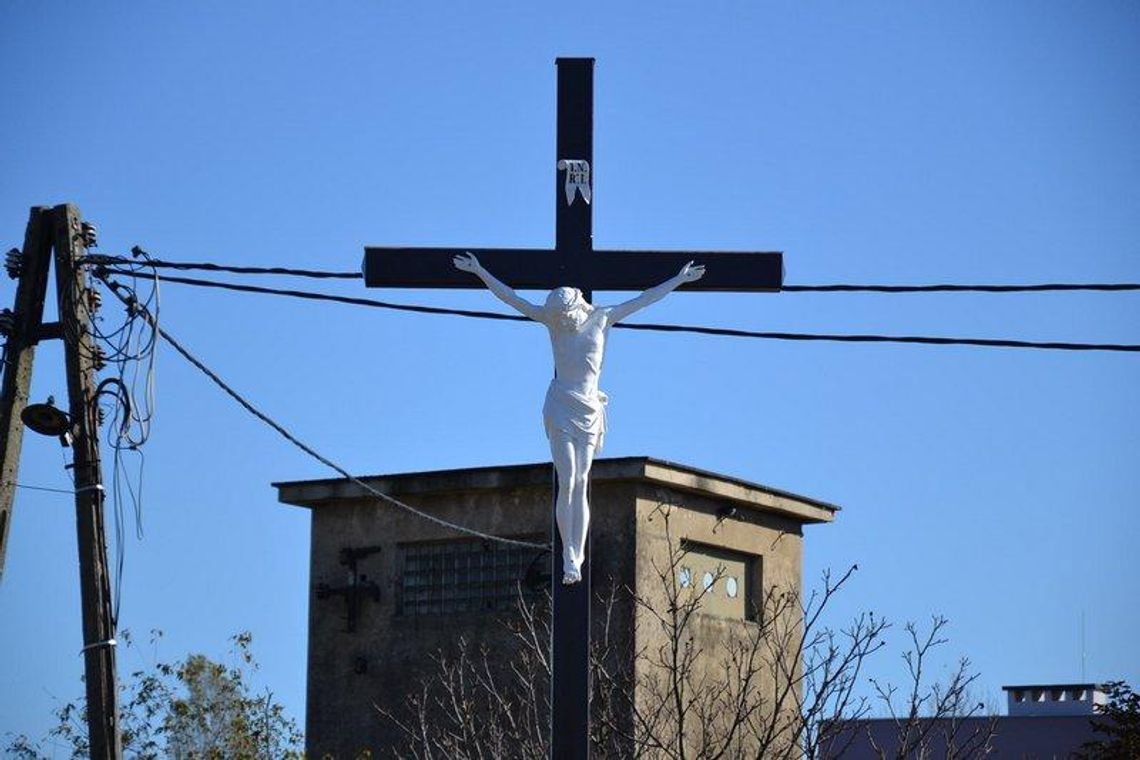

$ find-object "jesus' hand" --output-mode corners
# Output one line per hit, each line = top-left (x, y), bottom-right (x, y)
(679, 261), (706, 283)
(453, 252), (482, 274)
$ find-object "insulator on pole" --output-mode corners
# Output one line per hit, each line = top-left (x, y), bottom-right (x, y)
(91, 344), (107, 372)
(85, 288), (102, 313)
(5, 248), (22, 280)
(80, 222), (98, 249)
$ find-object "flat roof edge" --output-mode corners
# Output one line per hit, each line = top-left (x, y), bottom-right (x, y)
(273, 456), (839, 523)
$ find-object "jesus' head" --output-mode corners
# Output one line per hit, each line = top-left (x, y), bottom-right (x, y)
(544, 286), (593, 330)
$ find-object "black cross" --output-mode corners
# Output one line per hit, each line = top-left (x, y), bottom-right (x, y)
(363, 58), (783, 760)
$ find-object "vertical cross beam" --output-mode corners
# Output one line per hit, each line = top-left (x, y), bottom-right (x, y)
(552, 57), (593, 760)
(556, 59), (594, 293)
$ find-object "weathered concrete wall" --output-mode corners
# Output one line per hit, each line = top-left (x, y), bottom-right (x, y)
(307, 481), (542, 757)
(631, 484), (806, 757)
(305, 478), (639, 758)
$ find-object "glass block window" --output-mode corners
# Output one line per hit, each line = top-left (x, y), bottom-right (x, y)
(397, 537), (544, 616)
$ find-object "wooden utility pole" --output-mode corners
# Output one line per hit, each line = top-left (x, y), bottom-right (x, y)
(0, 204), (121, 757)
(52, 203), (122, 760)
(0, 207), (53, 580)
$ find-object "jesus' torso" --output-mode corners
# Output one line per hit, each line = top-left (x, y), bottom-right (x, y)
(544, 307), (611, 396)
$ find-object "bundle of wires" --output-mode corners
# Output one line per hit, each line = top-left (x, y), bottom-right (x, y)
(84, 249), (161, 625)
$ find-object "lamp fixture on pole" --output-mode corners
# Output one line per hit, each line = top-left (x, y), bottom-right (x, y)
(20, 395), (72, 447)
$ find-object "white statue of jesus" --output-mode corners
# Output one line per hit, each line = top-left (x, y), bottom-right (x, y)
(454, 252), (705, 584)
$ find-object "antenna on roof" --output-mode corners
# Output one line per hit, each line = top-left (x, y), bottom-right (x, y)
(1080, 610), (1087, 682)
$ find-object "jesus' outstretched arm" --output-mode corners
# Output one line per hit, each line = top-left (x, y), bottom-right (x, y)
(453, 252), (544, 322)
(606, 261), (706, 324)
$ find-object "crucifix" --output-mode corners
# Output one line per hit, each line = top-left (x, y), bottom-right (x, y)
(363, 58), (783, 760)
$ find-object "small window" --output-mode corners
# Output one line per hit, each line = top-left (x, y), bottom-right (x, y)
(678, 541), (761, 621)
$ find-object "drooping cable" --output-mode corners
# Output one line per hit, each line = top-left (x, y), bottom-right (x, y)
(92, 272), (549, 551)
(83, 254), (162, 628)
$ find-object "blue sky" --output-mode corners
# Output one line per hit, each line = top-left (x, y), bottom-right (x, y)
(1, 1), (1137, 743)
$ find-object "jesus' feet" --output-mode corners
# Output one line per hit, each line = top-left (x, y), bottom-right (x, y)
(562, 568), (582, 585)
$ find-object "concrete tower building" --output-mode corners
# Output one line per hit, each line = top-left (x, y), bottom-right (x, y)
(275, 457), (837, 758)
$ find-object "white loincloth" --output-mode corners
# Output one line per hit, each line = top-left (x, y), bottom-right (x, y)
(543, 380), (608, 451)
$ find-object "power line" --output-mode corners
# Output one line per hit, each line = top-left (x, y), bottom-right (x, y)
(83, 254), (1140, 292)
(100, 269), (531, 321)
(784, 283), (1140, 293)
(83, 253), (361, 280)
(7, 482), (77, 495)
(99, 268), (1140, 353)
(93, 273), (549, 552)
(615, 322), (1140, 352)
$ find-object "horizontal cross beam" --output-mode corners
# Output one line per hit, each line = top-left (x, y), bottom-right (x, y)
(363, 247), (784, 293)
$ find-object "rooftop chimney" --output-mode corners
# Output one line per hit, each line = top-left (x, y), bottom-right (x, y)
(1003, 684), (1107, 717)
